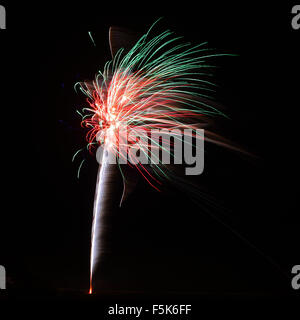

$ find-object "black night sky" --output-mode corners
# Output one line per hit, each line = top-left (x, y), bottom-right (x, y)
(0, 1), (299, 312)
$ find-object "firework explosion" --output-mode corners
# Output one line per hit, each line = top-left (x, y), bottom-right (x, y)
(75, 20), (232, 294)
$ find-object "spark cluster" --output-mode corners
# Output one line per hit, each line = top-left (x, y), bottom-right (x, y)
(75, 22), (227, 186)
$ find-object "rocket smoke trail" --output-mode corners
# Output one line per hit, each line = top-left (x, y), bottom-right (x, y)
(89, 149), (121, 293)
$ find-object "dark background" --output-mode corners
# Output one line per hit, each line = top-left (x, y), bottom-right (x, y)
(0, 0), (299, 309)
